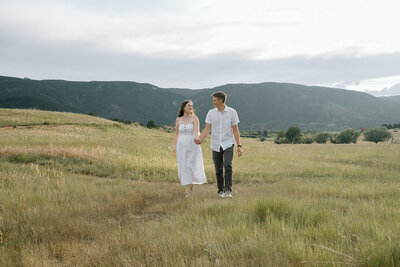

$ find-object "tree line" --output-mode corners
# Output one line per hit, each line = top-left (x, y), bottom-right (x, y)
(95, 114), (395, 144)
(135, 120), (394, 144)
(274, 126), (393, 144)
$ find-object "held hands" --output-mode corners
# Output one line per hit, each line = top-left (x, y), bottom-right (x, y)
(194, 137), (201, 145)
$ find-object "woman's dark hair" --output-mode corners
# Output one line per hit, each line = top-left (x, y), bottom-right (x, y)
(177, 100), (194, 117)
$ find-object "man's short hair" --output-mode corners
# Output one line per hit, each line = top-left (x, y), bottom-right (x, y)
(212, 91), (227, 103)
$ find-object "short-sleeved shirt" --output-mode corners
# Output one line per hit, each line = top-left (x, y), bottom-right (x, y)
(205, 105), (240, 152)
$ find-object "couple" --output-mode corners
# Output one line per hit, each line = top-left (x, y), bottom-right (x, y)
(172, 91), (243, 198)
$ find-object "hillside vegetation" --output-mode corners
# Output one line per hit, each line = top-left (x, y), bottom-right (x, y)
(1, 108), (400, 266)
(2, 75), (400, 131)
(379, 95), (400, 103)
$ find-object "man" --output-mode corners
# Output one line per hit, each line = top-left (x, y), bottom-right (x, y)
(195, 91), (243, 198)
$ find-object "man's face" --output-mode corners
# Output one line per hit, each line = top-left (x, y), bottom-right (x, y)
(212, 97), (222, 108)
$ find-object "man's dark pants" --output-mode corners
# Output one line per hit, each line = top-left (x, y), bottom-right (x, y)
(212, 145), (234, 193)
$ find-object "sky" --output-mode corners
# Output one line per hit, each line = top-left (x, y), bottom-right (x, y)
(1, 0), (400, 95)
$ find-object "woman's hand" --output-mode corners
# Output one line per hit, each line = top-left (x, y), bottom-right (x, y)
(194, 137), (201, 144)
(172, 147), (176, 156)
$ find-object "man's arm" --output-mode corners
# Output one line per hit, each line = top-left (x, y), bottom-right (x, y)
(195, 123), (211, 144)
(232, 124), (243, 157)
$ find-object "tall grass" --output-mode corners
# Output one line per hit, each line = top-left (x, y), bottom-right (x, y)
(1, 108), (400, 266)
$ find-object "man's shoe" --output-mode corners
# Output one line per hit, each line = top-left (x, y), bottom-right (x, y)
(218, 191), (225, 198)
(224, 191), (232, 198)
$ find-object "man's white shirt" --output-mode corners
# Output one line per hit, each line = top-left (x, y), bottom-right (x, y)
(205, 105), (240, 152)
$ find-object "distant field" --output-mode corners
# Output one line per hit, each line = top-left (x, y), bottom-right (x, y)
(1, 108), (400, 266)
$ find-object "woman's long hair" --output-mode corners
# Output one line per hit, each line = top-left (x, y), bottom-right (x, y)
(177, 100), (194, 117)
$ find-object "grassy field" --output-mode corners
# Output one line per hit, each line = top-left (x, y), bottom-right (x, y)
(1, 108), (400, 266)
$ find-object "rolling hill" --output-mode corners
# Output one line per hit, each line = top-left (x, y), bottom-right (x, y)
(379, 95), (400, 103)
(1, 75), (400, 131)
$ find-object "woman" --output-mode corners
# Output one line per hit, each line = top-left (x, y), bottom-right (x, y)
(172, 100), (207, 197)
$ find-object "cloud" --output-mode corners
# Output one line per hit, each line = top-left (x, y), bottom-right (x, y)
(1, 0), (400, 89)
(326, 80), (361, 89)
(2, 29), (400, 89)
(366, 83), (400, 96)
(0, 0), (302, 59)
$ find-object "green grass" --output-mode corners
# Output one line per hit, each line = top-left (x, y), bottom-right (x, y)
(1, 108), (400, 266)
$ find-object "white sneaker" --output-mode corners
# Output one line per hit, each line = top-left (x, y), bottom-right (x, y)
(218, 191), (225, 198)
(224, 191), (232, 198)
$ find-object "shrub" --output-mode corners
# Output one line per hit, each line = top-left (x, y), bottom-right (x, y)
(146, 120), (156, 128)
(336, 129), (360, 144)
(274, 137), (288, 144)
(329, 133), (339, 144)
(364, 127), (392, 143)
(261, 130), (268, 138)
(240, 130), (269, 139)
(285, 126), (302, 144)
(316, 132), (330, 144)
(276, 130), (285, 139)
(382, 123), (400, 130)
(259, 137), (266, 142)
(301, 135), (315, 144)
(161, 125), (174, 133)
(112, 118), (133, 125)
(274, 130), (286, 144)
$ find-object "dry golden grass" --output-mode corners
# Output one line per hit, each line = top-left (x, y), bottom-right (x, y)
(1, 108), (400, 266)
(0, 108), (116, 127)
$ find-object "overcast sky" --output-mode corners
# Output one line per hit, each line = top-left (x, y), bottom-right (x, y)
(1, 0), (400, 94)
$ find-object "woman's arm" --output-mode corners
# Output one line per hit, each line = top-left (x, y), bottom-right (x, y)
(193, 116), (200, 139)
(172, 118), (179, 156)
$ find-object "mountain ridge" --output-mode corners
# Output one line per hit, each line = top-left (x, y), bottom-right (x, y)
(1, 75), (400, 131)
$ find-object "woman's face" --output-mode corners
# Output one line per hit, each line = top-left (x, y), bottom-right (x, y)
(184, 101), (193, 114)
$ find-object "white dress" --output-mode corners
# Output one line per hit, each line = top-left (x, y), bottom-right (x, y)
(176, 117), (207, 185)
